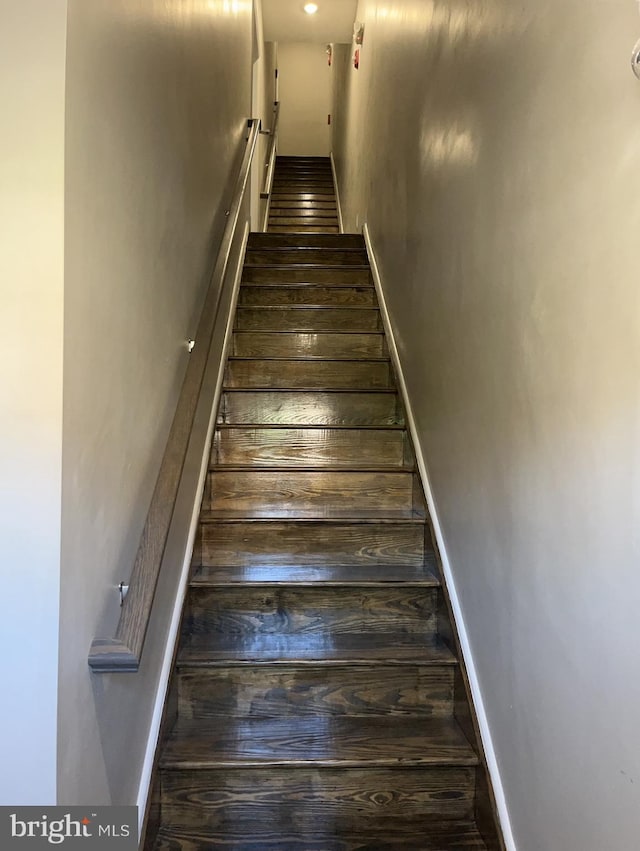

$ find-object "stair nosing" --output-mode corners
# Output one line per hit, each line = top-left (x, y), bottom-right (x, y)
(232, 329), (383, 334)
(176, 657), (457, 669)
(208, 464), (416, 473)
(240, 284), (374, 289)
(227, 356), (390, 363)
(243, 264), (371, 271)
(222, 387), (396, 393)
(246, 247), (366, 253)
(236, 305), (379, 311)
(159, 718), (478, 771)
(197, 514), (426, 525)
(222, 387), (399, 394)
(214, 423), (405, 430)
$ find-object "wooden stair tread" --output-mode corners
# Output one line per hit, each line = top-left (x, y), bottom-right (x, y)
(198, 508), (426, 522)
(190, 564), (439, 586)
(215, 422), (404, 430)
(153, 821), (488, 850)
(237, 304), (378, 310)
(198, 512), (425, 524)
(232, 329), (383, 335)
(178, 633), (454, 667)
(228, 355), (389, 362)
(243, 263), (371, 271)
(222, 386), (397, 393)
(247, 247), (365, 254)
(160, 716), (477, 769)
(208, 464), (415, 473)
(222, 387), (396, 394)
(247, 236), (360, 250)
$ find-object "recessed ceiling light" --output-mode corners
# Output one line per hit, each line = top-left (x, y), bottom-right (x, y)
(304, 3), (319, 14)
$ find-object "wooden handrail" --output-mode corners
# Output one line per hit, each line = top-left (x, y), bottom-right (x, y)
(260, 101), (280, 205)
(88, 119), (261, 672)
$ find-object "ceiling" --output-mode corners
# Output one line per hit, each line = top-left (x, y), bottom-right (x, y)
(262, 0), (358, 44)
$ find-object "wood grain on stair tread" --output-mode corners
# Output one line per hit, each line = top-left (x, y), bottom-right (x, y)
(269, 199), (338, 209)
(268, 225), (341, 234)
(153, 821), (487, 851)
(238, 287), (376, 307)
(235, 307), (381, 332)
(182, 585), (438, 637)
(245, 249), (367, 266)
(270, 192), (340, 202)
(218, 389), (404, 426)
(269, 208), (338, 217)
(212, 425), (404, 466)
(178, 665), (455, 719)
(242, 266), (371, 284)
(158, 768), (476, 825)
(270, 220), (338, 230)
(248, 233), (361, 248)
(196, 519), (424, 567)
(272, 184), (336, 194)
(153, 827), (487, 851)
(190, 563), (439, 586)
(225, 358), (392, 389)
(232, 330), (383, 356)
(204, 469), (416, 515)
(178, 633), (455, 667)
(160, 715), (478, 769)
(272, 187), (336, 195)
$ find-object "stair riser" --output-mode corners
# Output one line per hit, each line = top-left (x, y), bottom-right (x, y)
(274, 175), (334, 181)
(178, 667), (455, 720)
(273, 177), (335, 184)
(225, 359), (392, 389)
(268, 225), (340, 234)
(269, 200), (338, 210)
(236, 308), (381, 332)
(232, 331), (383, 356)
(269, 208), (338, 218)
(248, 234), (362, 249)
(212, 428), (405, 467)
(182, 587), (438, 637)
(205, 470), (415, 514)
(243, 267), (371, 284)
(270, 192), (338, 201)
(245, 250), (367, 266)
(269, 220), (339, 233)
(274, 170), (333, 175)
(158, 767), (476, 827)
(273, 184), (335, 193)
(238, 288), (376, 307)
(218, 390), (404, 426)
(196, 522), (424, 567)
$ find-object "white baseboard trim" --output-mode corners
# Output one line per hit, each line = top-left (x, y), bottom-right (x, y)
(330, 152), (344, 234)
(363, 223), (516, 851)
(136, 223), (251, 838)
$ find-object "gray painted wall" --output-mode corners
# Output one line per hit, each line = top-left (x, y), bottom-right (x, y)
(0, 0), (68, 805)
(59, 0), (253, 805)
(332, 2), (640, 849)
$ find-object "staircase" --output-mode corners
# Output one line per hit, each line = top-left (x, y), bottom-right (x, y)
(147, 159), (501, 850)
(267, 156), (340, 233)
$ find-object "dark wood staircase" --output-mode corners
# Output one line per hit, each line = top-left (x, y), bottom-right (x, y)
(267, 156), (340, 233)
(146, 160), (502, 850)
